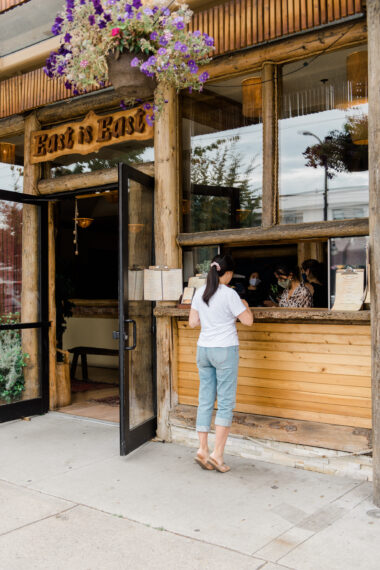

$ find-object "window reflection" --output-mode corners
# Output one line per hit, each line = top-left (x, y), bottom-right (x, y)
(279, 47), (368, 224)
(182, 75), (263, 233)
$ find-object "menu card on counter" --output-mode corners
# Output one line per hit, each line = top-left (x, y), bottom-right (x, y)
(188, 275), (206, 289)
(332, 269), (364, 311)
(144, 267), (183, 301)
(128, 269), (144, 301)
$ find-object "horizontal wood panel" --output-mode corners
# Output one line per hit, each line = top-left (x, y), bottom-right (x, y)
(178, 395), (372, 428)
(177, 321), (371, 428)
(179, 361), (370, 387)
(178, 337), (371, 355)
(178, 371), (371, 397)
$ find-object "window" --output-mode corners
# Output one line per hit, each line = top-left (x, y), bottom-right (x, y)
(181, 74), (263, 232)
(279, 46), (368, 224)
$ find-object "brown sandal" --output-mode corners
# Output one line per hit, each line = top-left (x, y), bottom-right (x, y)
(207, 457), (231, 473)
(195, 454), (215, 470)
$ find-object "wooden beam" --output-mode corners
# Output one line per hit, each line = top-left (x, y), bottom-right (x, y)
(177, 217), (369, 246)
(154, 305), (371, 323)
(154, 85), (181, 442)
(262, 63), (277, 227)
(38, 168), (118, 194)
(0, 115), (24, 139)
(170, 404), (372, 453)
(205, 19), (367, 81)
(21, 113), (40, 400)
(368, 0), (380, 507)
(36, 89), (121, 127)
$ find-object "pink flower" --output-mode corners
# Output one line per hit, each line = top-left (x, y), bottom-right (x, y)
(111, 27), (121, 36)
(80, 60), (88, 68)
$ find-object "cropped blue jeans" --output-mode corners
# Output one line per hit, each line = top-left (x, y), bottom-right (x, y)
(196, 345), (239, 432)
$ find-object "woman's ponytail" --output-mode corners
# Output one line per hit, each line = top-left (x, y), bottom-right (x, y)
(202, 254), (235, 305)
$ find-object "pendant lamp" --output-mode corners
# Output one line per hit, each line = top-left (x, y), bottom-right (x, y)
(0, 142), (16, 164)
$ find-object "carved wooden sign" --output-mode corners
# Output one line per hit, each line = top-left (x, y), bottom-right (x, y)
(30, 106), (154, 164)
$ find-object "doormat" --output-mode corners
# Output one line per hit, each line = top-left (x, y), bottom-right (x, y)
(71, 381), (114, 393)
(90, 395), (120, 407)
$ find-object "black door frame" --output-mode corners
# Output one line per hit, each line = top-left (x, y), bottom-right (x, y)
(118, 163), (157, 456)
(0, 188), (49, 423)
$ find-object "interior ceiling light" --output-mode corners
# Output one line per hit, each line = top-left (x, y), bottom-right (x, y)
(0, 142), (16, 164)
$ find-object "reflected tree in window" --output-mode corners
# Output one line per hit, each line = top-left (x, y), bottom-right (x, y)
(190, 136), (261, 231)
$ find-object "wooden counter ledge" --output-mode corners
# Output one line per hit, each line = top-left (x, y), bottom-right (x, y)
(154, 306), (370, 324)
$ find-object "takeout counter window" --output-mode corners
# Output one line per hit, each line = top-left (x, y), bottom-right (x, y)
(182, 237), (369, 312)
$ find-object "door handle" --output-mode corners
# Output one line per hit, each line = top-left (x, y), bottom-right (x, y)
(124, 319), (137, 351)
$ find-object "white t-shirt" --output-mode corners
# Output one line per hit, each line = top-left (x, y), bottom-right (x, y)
(191, 284), (246, 347)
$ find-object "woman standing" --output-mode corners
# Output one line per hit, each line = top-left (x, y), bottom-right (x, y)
(189, 255), (253, 473)
(301, 259), (328, 308)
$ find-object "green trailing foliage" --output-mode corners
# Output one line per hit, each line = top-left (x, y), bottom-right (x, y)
(0, 314), (29, 404)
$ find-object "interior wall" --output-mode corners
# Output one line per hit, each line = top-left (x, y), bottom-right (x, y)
(63, 317), (119, 368)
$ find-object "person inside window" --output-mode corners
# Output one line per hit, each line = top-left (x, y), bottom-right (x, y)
(277, 263), (313, 308)
(301, 259), (328, 308)
(246, 270), (265, 307)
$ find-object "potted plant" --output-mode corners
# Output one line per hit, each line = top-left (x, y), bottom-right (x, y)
(0, 314), (29, 404)
(45, 0), (214, 121)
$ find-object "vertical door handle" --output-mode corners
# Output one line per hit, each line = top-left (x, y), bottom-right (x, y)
(124, 319), (137, 350)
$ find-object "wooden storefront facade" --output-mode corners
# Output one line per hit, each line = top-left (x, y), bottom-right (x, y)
(1, 0), (380, 502)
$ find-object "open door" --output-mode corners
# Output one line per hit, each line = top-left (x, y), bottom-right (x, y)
(117, 163), (157, 455)
(0, 189), (49, 422)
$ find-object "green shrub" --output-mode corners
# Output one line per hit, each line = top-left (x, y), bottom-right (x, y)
(0, 314), (29, 404)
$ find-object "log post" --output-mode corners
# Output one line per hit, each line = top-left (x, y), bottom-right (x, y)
(368, 0), (380, 507)
(154, 85), (181, 441)
(21, 113), (40, 400)
(261, 63), (278, 227)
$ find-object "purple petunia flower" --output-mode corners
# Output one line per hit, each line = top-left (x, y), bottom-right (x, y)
(193, 30), (201, 37)
(56, 64), (65, 75)
(98, 20), (107, 28)
(150, 31), (158, 41)
(205, 37), (214, 46)
(143, 103), (151, 110)
(130, 57), (139, 67)
(146, 114), (155, 126)
(199, 71), (209, 82)
(64, 32), (72, 43)
(80, 0), (86, 4)
(104, 13), (112, 22)
(133, 0), (142, 7)
(144, 7), (153, 15)
(73, 88), (79, 95)
(174, 18), (185, 30)
(147, 56), (157, 65)
(65, 80), (73, 89)
(174, 41), (182, 50)
(159, 37), (168, 47)
(157, 47), (166, 56)
(180, 44), (188, 53)
(161, 7), (170, 16)
(88, 14), (95, 25)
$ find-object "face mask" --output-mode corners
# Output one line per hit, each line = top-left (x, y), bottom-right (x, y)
(302, 272), (308, 282)
(249, 278), (261, 287)
(278, 279), (290, 289)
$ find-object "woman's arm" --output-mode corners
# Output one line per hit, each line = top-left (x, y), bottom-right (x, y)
(237, 299), (254, 326)
(189, 308), (201, 328)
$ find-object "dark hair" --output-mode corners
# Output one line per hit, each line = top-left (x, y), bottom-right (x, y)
(202, 254), (235, 305)
(275, 263), (301, 281)
(302, 258), (324, 283)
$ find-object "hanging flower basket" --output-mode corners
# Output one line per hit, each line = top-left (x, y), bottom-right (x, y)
(106, 51), (157, 101)
(45, 0), (214, 120)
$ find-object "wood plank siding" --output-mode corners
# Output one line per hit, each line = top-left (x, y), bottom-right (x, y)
(177, 321), (372, 429)
(0, 0), (30, 13)
(0, 0), (365, 119)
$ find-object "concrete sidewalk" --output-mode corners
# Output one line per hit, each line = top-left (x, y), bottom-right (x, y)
(0, 413), (379, 570)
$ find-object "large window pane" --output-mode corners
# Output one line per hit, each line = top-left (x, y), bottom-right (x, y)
(279, 47), (368, 224)
(182, 75), (263, 232)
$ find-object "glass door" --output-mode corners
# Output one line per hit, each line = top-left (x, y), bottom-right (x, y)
(118, 163), (156, 455)
(0, 189), (49, 422)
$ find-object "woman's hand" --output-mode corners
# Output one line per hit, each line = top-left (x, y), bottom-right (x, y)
(238, 300), (253, 326)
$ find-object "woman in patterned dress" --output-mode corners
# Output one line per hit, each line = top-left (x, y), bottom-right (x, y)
(276, 264), (313, 308)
